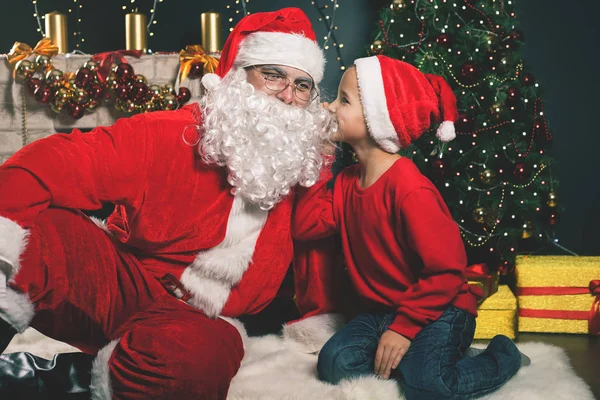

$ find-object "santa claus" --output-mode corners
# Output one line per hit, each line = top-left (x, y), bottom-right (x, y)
(0, 8), (340, 399)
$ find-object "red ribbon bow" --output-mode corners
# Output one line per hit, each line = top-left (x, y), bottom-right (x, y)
(590, 280), (600, 335)
(518, 279), (600, 335)
(91, 50), (143, 82)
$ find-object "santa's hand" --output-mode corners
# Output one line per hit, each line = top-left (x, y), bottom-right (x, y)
(375, 330), (411, 379)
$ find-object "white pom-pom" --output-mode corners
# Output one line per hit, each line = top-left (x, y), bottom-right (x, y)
(201, 73), (222, 91)
(436, 120), (456, 142)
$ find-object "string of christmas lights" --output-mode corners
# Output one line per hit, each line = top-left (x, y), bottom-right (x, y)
(227, 0), (251, 32)
(311, 0), (346, 71)
(32, 0), (86, 50)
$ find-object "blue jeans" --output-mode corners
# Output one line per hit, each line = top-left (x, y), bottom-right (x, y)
(317, 307), (521, 400)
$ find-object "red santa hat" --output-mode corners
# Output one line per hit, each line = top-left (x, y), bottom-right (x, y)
(354, 55), (459, 153)
(202, 8), (325, 90)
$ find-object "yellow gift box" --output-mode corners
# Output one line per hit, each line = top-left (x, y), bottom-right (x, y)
(474, 285), (517, 340)
(516, 256), (600, 335)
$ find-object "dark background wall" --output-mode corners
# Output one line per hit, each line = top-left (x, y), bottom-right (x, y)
(1, 0), (598, 255)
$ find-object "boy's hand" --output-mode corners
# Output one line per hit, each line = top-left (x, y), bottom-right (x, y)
(375, 330), (411, 379)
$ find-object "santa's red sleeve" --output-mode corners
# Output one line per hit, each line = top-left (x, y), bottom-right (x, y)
(0, 113), (155, 277)
(388, 188), (468, 340)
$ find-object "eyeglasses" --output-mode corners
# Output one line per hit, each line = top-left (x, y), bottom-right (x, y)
(252, 67), (319, 103)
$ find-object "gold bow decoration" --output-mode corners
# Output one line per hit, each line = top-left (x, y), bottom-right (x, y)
(6, 38), (59, 65)
(178, 45), (219, 83)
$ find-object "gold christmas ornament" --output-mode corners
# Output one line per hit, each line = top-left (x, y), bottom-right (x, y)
(50, 102), (64, 113)
(106, 74), (119, 90)
(54, 88), (71, 104)
(473, 207), (487, 224)
(163, 94), (178, 110)
(370, 40), (386, 55)
(34, 55), (53, 72)
(124, 100), (137, 113)
(547, 191), (558, 208)
(144, 102), (156, 113)
(45, 69), (63, 87)
(162, 83), (176, 96)
(480, 169), (497, 185)
(149, 85), (162, 98)
(73, 88), (89, 106)
(83, 60), (99, 73)
(521, 221), (534, 239)
(14, 60), (35, 81)
(135, 74), (148, 85)
(87, 98), (100, 109)
(390, 0), (406, 12)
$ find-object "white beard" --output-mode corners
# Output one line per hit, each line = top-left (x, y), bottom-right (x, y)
(198, 68), (335, 210)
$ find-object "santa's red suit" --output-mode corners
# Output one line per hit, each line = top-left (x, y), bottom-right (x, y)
(0, 8), (343, 399)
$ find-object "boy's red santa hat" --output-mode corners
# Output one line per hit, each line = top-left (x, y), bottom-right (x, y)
(354, 55), (459, 153)
(202, 7), (325, 90)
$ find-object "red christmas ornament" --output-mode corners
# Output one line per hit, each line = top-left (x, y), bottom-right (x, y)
(508, 29), (525, 43)
(89, 83), (105, 100)
(460, 62), (480, 83)
(512, 162), (530, 184)
(522, 73), (535, 86)
(130, 82), (149, 105)
(505, 87), (521, 104)
(75, 67), (94, 88)
(546, 210), (560, 226)
(26, 77), (42, 96)
(115, 63), (134, 84)
(435, 33), (453, 49)
(430, 158), (450, 181)
(116, 85), (130, 102)
(177, 87), (191, 105)
(66, 102), (86, 119)
(188, 63), (204, 79)
(34, 84), (53, 104)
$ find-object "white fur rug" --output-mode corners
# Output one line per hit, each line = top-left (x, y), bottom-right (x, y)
(4, 326), (595, 400)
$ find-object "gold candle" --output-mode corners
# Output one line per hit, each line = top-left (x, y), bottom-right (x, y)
(125, 12), (148, 52)
(201, 12), (223, 53)
(45, 11), (68, 54)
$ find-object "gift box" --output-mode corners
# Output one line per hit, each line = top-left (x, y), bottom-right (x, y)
(466, 263), (499, 304)
(516, 256), (600, 335)
(474, 285), (517, 340)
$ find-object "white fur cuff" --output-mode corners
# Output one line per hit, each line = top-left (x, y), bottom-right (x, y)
(90, 339), (119, 400)
(0, 216), (29, 278)
(0, 288), (34, 332)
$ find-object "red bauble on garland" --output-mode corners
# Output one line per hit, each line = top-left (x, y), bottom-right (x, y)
(435, 33), (453, 49)
(177, 87), (192, 105)
(188, 63), (204, 79)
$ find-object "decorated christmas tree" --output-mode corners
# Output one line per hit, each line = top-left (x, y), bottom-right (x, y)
(368, 0), (559, 273)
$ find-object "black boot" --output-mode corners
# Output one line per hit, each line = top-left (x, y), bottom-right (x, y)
(0, 316), (17, 353)
(0, 352), (93, 399)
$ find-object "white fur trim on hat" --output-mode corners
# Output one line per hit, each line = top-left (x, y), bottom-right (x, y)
(436, 120), (456, 142)
(235, 32), (325, 84)
(201, 73), (223, 91)
(354, 56), (401, 153)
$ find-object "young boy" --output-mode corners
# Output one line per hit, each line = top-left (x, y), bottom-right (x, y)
(292, 55), (526, 400)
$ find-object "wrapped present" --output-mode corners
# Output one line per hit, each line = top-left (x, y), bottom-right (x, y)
(465, 263), (499, 303)
(516, 256), (600, 335)
(474, 285), (517, 340)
